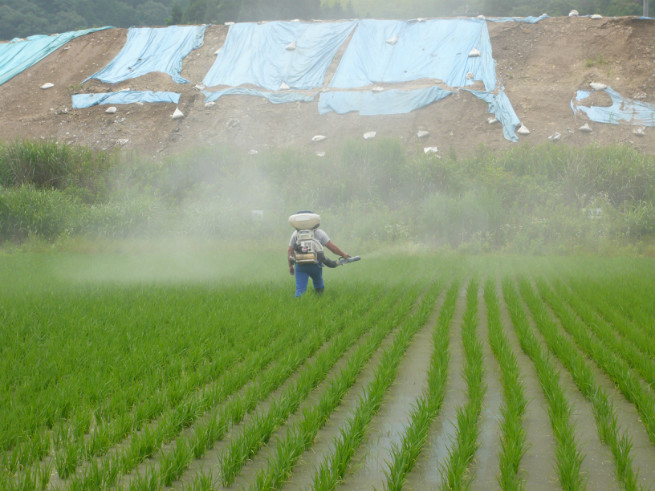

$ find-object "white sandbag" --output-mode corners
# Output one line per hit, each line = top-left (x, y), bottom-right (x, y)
(416, 130), (430, 138)
(363, 131), (376, 140)
(517, 124), (530, 135)
(424, 146), (438, 154)
(590, 82), (607, 90)
(40, 83), (54, 89)
(569, 9), (579, 16)
(312, 135), (327, 142)
(171, 108), (184, 119)
(468, 48), (481, 57)
(386, 35), (399, 45)
(579, 123), (592, 132)
(105, 106), (117, 114)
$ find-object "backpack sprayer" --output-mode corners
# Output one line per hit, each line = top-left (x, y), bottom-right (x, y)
(288, 212), (360, 268)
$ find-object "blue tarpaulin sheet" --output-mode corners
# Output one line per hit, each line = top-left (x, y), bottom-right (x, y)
(203, 87), (315, 104)
(72, 91), (180, 108)
(571, 87), (655, 126)
(328, 18), (496, 91)
(318, 86), (453, 116)
(466, 89), (521, 141)
(85, 26), (206, 84)
(0, 27), (110, 85)
(202, 20), (357, 90)
(486, 14), (550, 23)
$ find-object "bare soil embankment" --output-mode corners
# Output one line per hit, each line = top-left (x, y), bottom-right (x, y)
(1, 16), (655, 158)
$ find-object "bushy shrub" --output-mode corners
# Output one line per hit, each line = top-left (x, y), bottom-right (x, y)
(1, 139), (654, 252)
(0, 185), (81, 241)
(0, 140), (116, 201)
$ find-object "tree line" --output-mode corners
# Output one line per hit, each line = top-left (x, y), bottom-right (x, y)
(0, 0), (649, 43)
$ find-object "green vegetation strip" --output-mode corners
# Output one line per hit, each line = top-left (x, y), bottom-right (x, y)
(74, 315), (326, 489)
(440, 278), (486, 489)
(112, 288), (392, 490)
(484, 279), (527, 490)
(553, 275), (655, 388)
(383, 279), (458, 490)
(253, 281), (446, 490)
(520, 277), (639, 489)
(535, 275), (655, 446)
(36, 289), (360, 489)
(2, 286), (314, 474)
(502, 279), (585, 490)
(311, 281), (442, 489)
(216, 285), (422, 487)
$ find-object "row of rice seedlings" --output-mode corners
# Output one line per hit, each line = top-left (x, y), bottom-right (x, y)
(520, 278), (639, 488)
(124, 286), (401, 489)
(78, 333), (325, 490)
(71, 294), (365, 490)
(0, 288), (225, 458)
(1, 287), (295, 475)
(556, 276), (655, 360)
(554, 269), (655, 361)
(502, 278), (585, 490)
(311, 279), (443, 490)
(76, 341), (291, 489)
(251, 282), (443, 490)
(440, 278), (486, 489)
(549, 277), (655, 390)
(570, 260), (655, 326)
(484, 279), (527, 490)
(217, 287), (414, 487)
(531, 276), (655, 445)
(49, 346), (246, 482)
(383, 279), (459, 490)
(34, 290), (325, 489)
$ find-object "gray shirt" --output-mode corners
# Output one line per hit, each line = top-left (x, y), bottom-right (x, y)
(289, 228), (330, 247)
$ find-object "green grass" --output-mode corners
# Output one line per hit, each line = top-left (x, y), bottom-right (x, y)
(1, 253), (655, 489)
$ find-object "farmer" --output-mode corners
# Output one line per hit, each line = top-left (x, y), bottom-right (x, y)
(287, 211), (350, 297)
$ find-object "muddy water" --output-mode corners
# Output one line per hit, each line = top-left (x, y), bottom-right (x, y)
(404, 284), (469, 489)
(469, 287), (503, 489)
(340, 295), (444, 489)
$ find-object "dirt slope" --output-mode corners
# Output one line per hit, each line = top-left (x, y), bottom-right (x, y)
(1, 16), (655, 159)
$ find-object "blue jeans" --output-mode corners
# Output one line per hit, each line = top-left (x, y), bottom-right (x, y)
(295, 263), (324, 297)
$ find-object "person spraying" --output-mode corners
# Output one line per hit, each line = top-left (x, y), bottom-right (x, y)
(287, 211), (359, 297)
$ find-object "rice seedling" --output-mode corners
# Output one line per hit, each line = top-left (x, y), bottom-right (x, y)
(484, 279), (527, 491)
(503, 278), (585, 490)
(440, 278), (486, 489)
(524, 277), (639, 488)
(220, 285), (423, 486)
(384, 279), (459, 490)
(252, 284), (435, 490)
(312, 281), (441, 489)
(2, 253), (655, 489)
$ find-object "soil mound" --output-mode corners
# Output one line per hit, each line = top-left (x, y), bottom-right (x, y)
(1, 16), (654, 158)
